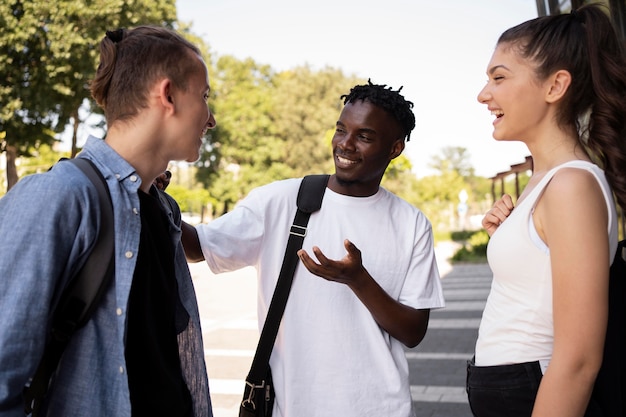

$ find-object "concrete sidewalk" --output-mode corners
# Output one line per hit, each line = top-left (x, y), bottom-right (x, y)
(190, 243), (492, 417)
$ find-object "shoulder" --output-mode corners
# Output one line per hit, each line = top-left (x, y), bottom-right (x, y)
(6, 160), (95, 206)
(380, 187), (430, 220)
(538, 164), (610, 236)
(252, 178), (301, 195)
(0, 160), (99, 249)
(242, 178), (302, 207)
(547, 165), (607, 203)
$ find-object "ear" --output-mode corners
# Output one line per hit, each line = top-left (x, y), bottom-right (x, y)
(545, 70), (572, 104)
(157, 78), (175, 113)
(389, 138), (405, 160)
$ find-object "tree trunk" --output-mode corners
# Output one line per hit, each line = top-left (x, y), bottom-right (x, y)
(71, 107), (80, 158)
(6, 145), (19, 191)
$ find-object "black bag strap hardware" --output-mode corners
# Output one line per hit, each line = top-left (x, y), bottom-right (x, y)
(23, 158), (115, 416)
(240, 174), (329, 416)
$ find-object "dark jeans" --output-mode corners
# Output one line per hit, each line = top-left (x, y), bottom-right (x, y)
(466, 357), (542, 417)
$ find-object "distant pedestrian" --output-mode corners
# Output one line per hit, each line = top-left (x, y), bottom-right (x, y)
(467, 4), (626, 417)
(0, 25), (216, 416)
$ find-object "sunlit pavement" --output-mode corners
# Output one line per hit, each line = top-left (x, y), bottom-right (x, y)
(190, 241), (492, 417)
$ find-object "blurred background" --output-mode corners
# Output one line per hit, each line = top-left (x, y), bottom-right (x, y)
(1, 0), (624, 252)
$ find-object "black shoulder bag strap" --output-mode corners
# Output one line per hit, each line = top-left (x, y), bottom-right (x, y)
(23, 158), (115, 416)
(240, 174), (329, 417)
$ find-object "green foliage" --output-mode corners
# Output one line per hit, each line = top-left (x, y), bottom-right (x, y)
(428, 146), (475, 178)
(195, 56), (282, 214)
(451, 229), (490, 263)
(0, 0), (504, 232)
(18, 143), (71, 177)
(271, 66), (364, 177)
(195, 58), (365, 216)
(450, 230), (476, 242)
(0, 0), (179, 189)
(165, 184), (213, 220)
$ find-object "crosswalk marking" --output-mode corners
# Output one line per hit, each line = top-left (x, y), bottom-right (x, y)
(208, 378), (468, 404)
(198, 251), (494, 416)
(201, 317), (481, 332)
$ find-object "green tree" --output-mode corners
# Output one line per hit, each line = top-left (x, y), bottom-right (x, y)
(0, 0), (179, 190)
(195, 55), (281, 214)
(18, 143), (70, 177)
(272, 66), (364, 177)
(1, 0), (61, 189)
(429, 146), (475, 177)
(195, 58), (365, 216)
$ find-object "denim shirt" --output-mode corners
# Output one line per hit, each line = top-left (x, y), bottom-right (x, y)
(0, 136), (212, 416)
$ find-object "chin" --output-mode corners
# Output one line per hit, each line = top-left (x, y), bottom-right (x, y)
(334, 172), (358, 187)
(185, 153), (200, 163)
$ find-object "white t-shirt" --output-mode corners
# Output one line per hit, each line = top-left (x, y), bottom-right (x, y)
(196, 178), (445, 417)
(475, 161), (618, 368)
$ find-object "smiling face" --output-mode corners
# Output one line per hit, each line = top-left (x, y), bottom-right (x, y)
(477, 43), (552, 144)
(329, 100), (405, 197)
(173, 54), (216, 163)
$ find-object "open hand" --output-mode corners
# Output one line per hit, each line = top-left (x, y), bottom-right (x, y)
(297, 239), (366, 286)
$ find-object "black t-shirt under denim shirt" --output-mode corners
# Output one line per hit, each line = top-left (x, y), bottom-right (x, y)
(125, 189), (192, 417)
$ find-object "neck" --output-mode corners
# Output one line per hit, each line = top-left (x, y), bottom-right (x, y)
(525, 127), (590, 174)
(327, 175), (381, 197)
(104, 127), (168, 193)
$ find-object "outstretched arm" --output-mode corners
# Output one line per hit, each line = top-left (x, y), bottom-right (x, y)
(298, 239), (430, 348)
(181, 221), (205, 263)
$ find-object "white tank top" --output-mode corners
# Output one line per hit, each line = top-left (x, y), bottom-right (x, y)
(475, 160), (618, 367)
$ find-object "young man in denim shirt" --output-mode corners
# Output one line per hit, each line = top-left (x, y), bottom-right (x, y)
(0, 26), (215, 416)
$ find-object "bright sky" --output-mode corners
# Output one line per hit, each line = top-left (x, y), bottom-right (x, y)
(176, 0), (538, 178)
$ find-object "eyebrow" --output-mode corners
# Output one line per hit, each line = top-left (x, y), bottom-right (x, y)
(336, 121), (378, 135)
(488, 64), (510, 75)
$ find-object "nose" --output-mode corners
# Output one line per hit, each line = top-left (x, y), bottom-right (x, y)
(206, 110), (217, 130)
(477, 84), (490, 104)
(336, 133), (356, 151)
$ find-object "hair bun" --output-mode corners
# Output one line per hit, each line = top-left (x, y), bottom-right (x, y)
(105, 29), (124, 43)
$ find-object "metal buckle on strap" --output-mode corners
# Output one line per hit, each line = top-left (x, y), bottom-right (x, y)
(242, 380), (266, 410)
(290, 224), (307, 237)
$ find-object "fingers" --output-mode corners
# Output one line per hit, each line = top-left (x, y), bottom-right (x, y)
(482, 194), (515, 235)
(344, 239), (362, 260)
(297, 247), (330, 279)
(298, 246), (330, 268)
(311, 246), (330, 264)
(501, 194), (514, 210)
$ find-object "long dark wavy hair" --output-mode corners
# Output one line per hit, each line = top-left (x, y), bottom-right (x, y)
(498, 4), (626, 211)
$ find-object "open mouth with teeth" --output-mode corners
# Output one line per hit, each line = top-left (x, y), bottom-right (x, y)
(491, 110), (504, 119)
(336, 155), (358, 166)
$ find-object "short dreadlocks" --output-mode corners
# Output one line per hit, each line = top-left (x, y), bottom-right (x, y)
(340, 79), (416, 142)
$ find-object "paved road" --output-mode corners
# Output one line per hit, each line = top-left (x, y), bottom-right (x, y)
(189, 244), (493, 417)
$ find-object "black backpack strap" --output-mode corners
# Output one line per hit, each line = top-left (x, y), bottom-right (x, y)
(241, 175), (329, 408)
(23, 158), (115, 416)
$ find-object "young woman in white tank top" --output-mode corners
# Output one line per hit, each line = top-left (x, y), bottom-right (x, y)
(466, 5), (626, 417)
